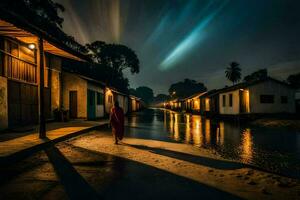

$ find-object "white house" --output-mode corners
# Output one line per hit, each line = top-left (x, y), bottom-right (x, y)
(218, 77), (296, 115)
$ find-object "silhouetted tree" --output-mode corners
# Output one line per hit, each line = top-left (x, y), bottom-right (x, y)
(135, 86), (154, 104)
(244, 69), (268, 82)
(153, 94), (170, 103)
(86, 41), (140, 74)
(287, 73), (300, 88)
(168, 79), (207, 99)
(225, 62), (241, 85)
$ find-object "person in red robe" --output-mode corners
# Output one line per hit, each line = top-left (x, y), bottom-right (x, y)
(109, 101), (125, 144)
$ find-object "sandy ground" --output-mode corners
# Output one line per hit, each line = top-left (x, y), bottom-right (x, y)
(68, 131), (300, 200)
(0, 130), (299, 200)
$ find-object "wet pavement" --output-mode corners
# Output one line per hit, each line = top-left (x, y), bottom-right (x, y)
(125, 109), (300, 178)
(0, 109), (299, 200)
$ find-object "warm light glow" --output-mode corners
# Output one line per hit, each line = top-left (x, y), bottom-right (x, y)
(28, 43), (35, 50)
(193, 99), (200, 110)
(205, 98), (210, 111)
(185, 114), (191, 143)
(217, 122), (225, 146)
(192, 115), (202, 146)
(174, 114), (180, 141)
(245, 90), (250, 113)
(240, 128), (253, 163)
(205, 119), (211, 144)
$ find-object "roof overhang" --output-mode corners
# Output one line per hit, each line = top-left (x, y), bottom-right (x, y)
(0, 18), (86, 61)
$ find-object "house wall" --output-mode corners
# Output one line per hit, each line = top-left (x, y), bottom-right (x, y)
(62, 72), (87, 118)
(49, 56), (62, 115)
(88, 82), (104, 118)
(248, 80), (295, 113)
(0, 76), (8, 130)
(131, 98), (137, 111)
(117, 94), (127, 113)
(105, 89), (114, 114)
(219, 90), (240, 115)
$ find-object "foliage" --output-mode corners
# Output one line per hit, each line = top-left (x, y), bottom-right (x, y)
(225, 62), (242, 85)
(287, 72), (300, 88)
(153, 94), (170, 103)
(86, 41), (140, 74)
(85, 41), (140, 93)
(244, 69), (268, 82)
(134, 86), (154, 104)
(168, 79), (207, 99)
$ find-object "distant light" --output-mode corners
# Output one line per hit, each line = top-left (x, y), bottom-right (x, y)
(28, 43), (36, 50)
(240, 89), (244, 91)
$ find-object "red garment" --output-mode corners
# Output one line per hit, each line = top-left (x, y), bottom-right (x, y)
(110, 107), (125, 140)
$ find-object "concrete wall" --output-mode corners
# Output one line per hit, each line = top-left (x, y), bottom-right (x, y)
(62, 72), (87, 118)
(105, 89), (114, 114)
(0, 77), (8, 130)
(50, 70), (61, 114)
(219, 90), (240, 115)
(248, 80), (296, 113)
(88, 82), (104, 118)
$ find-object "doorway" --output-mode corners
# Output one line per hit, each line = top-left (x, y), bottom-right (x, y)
(69, 91), (77, 118)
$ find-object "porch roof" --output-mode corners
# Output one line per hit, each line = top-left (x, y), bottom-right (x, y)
(0, 9), (89, 61)
(210, 77), (293, 96)
(182, 91), (207, 101)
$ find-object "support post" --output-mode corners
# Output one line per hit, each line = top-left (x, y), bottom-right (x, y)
(38, 37), (46, 138)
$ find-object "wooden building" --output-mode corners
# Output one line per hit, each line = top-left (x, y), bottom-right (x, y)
(0, 16), (88, 130)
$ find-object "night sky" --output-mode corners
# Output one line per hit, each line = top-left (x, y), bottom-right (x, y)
(56, 0), (300, 94)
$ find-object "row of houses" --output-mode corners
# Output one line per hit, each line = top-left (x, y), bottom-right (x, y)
(164, 77), (296, 116)
(0, 11), (142, 131)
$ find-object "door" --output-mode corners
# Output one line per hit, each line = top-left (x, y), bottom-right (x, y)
(69, 91), (77, 118)
(87, 89), (96, 120)
(8, 80), (38, 128)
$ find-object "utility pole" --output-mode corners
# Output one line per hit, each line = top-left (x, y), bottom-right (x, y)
(38, 37), (46, 138)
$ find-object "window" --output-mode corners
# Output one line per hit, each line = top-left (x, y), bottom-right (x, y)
(97, 92), (104, 105)
(281, 96), (288, 104)
(222, 95), (226, 107)
(260, 95), (274, 103)
(229, 93), (233, 107)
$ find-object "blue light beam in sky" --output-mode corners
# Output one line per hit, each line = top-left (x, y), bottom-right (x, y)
(159, 0), (229, 71)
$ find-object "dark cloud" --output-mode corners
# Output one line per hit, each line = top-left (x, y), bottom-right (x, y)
(57, 0), (300, 94)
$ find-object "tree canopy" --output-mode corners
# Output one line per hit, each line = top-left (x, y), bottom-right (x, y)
(287, 72), (300, 88)
(244, 69), (268, 82)
(153, 94), (170, 104)
(225, 62), (242, 85)
(168, 79), (207, 99)
(131, 87), (154, 104)
(86, 41), (140, 74)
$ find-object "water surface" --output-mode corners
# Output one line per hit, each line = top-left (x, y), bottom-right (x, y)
(125, 109), (300, 178)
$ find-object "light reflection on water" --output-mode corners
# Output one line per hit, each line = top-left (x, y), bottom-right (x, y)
(126, 109), (300, 178)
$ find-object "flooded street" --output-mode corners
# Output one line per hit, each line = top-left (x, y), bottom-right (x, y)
(125, 109), (300, 178)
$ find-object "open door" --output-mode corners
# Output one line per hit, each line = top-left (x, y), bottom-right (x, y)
(69, 91), (78, 118)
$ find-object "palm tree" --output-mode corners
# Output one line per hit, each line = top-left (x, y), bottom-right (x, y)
(225, 62), (241, 85)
